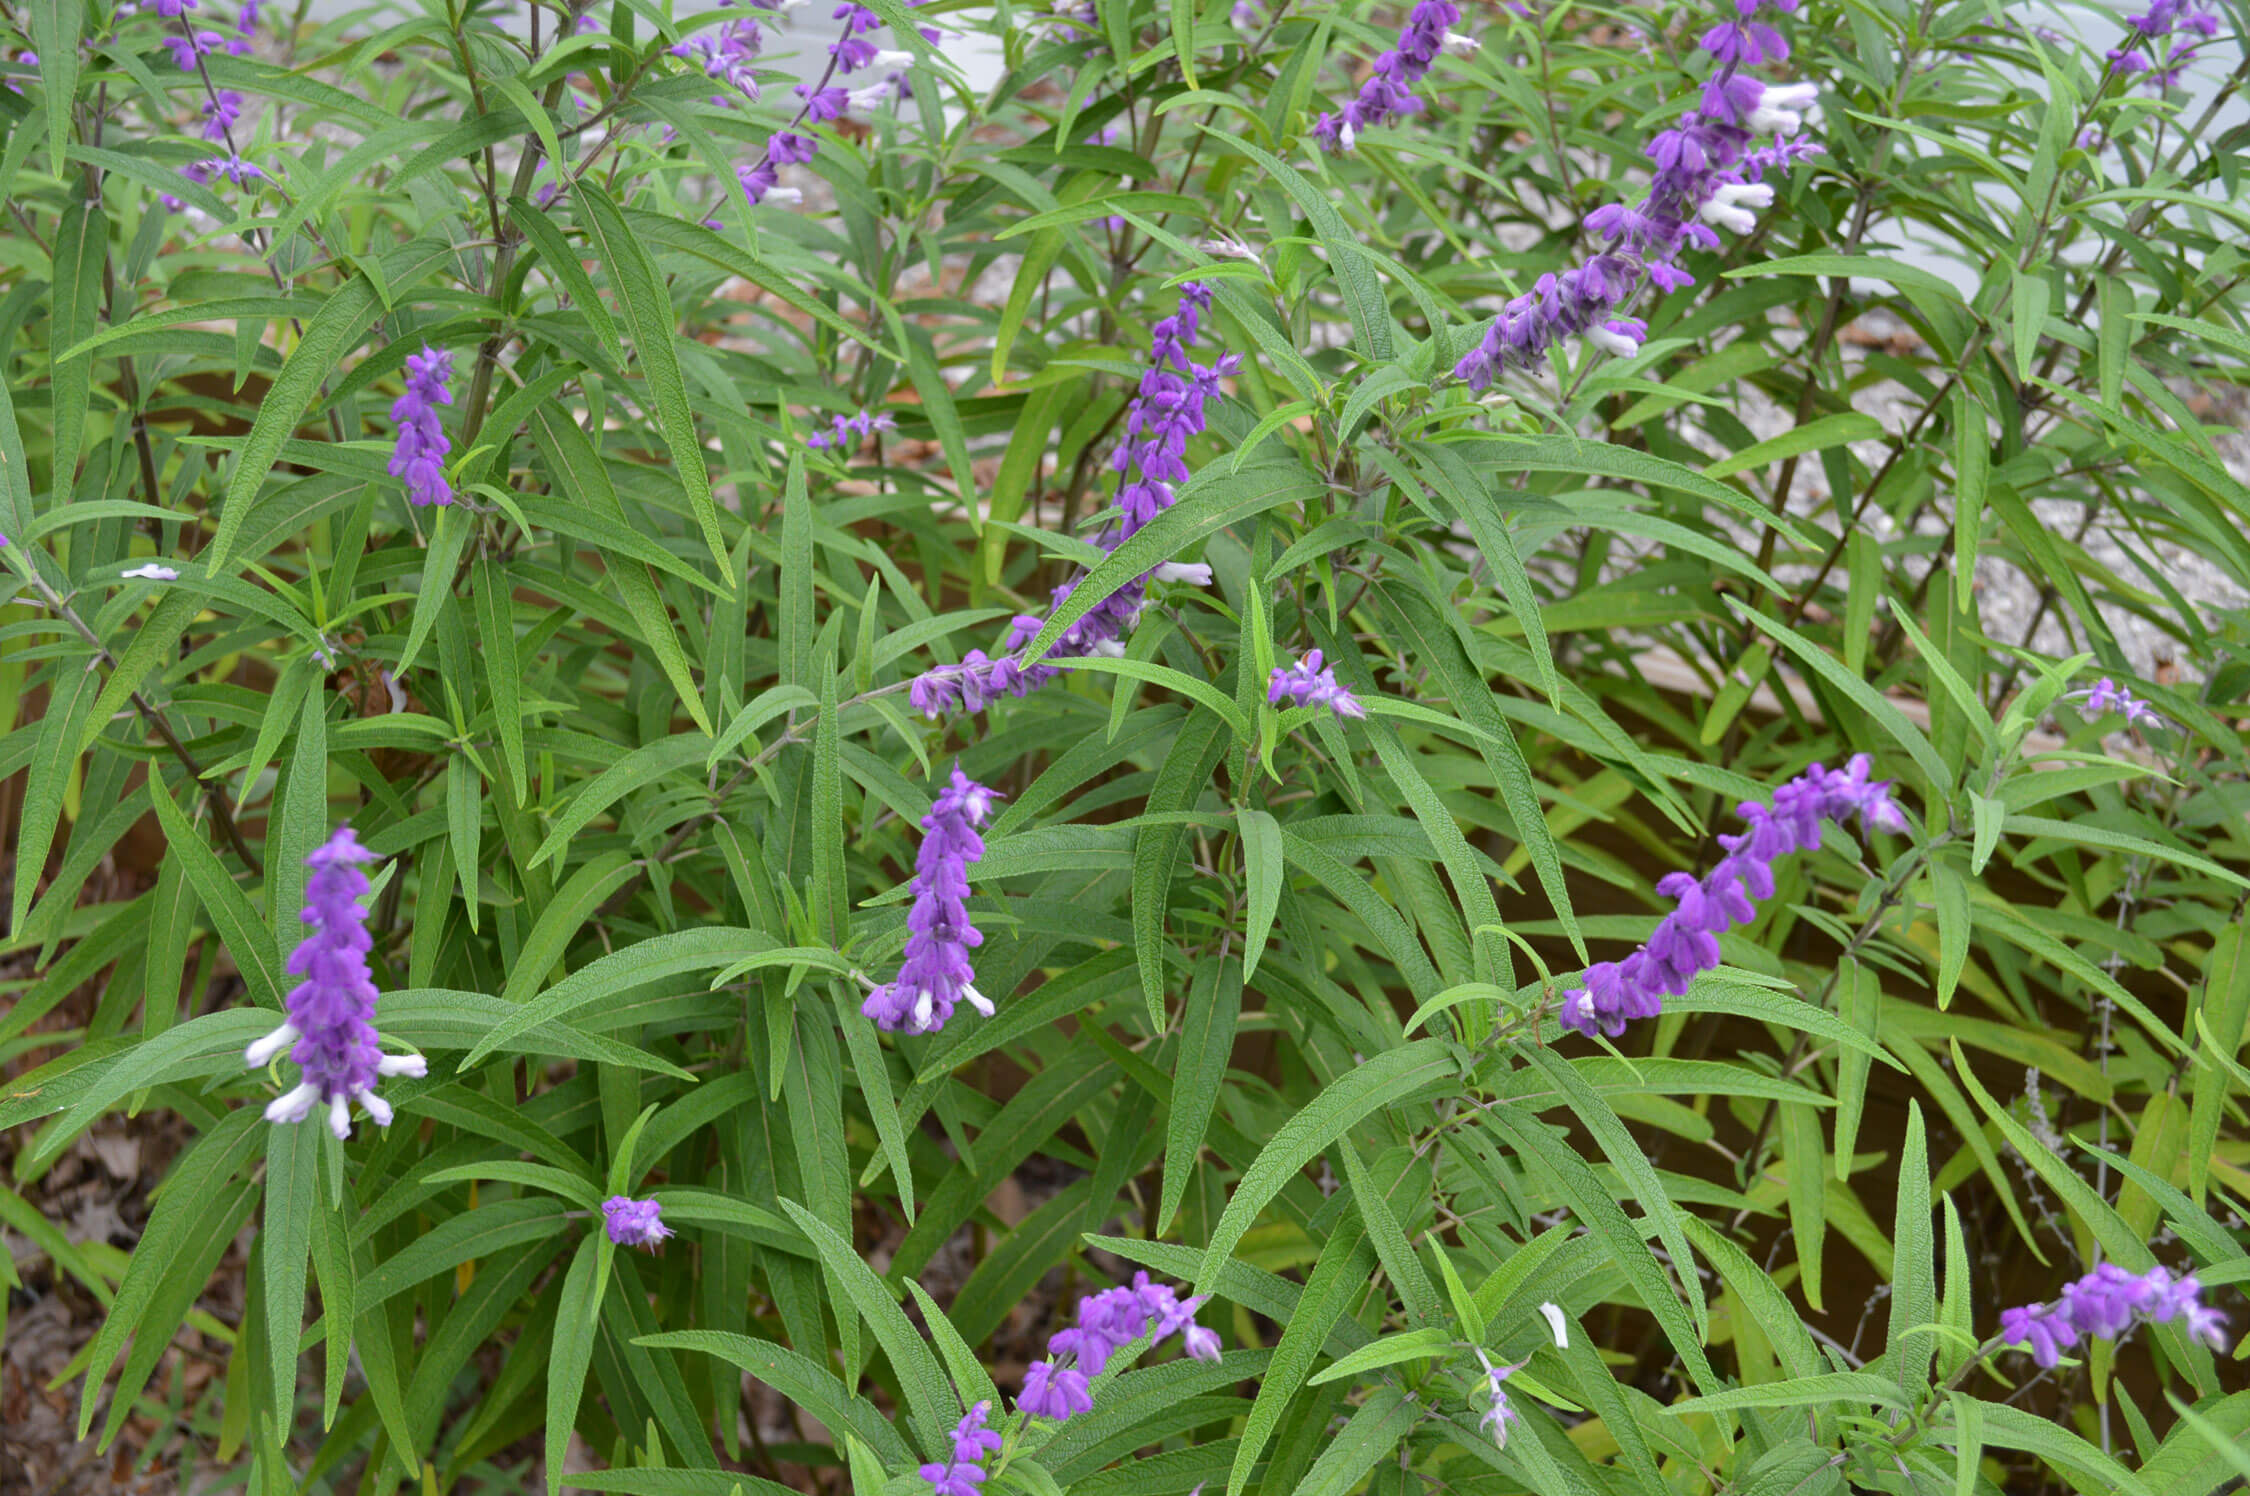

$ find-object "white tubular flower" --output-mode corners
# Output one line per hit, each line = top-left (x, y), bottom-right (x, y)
(376, 1053), (429, 1079)
(847, 83), (893, 108)
(357, 1089), (394, 1128)
(244, 1022), (301, 1068)
(1093, 638), (1128, 657)
(1585, 324), (1641, 358)
(1154, 560), (1214, 585)
(327, 1092), (352, 1140)
(1440, 30), (1480, 54)
(871, 48), (913, 67)
(1537, 1301), (1571, 1349)
(1748, 82), (1819, 135)
(962, 983), (995, 1017)
(765, 187), (805, 206)
(1339, 119), (1357, 150)
(122, 562), (180, 581)
(1698, 181), (1773, 234)
(265, 1081), (320, 1125)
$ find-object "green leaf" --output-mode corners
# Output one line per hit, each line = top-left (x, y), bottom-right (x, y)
(547, 1233), (612, 1496)
(1237, 807), (1283, 984)
(775, 1198), (955, 1449)
(636, 1331), (916, 1466)
(1705, 412), (1884, 481)
(206, 275), (384, 572)
(13, 655), (99, 934)
(1227, 1226), (1376, 1496)
(47, 195), (103, 487)
(1305, 1325), (1450, 1386)
(1196, 1040), (1453, 1294)
(1887, 1102), (1935, 1398)
(1668, 1371), (1908, 1416)
(1161, 957), (1240, 1235)
(1217, 134), (1391, 361)
(1975, 1400), (2155, 1496)
(1294, 1386), (1420, 1496)
(260, 1117), (318, 1436)
(571, 183), (730, 580)
(1732, 600), (1950, 790)
(462, 926), (769, 1066)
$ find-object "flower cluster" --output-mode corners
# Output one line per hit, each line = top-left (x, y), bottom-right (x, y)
(1019, 1273), (1220, 1421)
(1310, 0), (1476, 151)
(808, 408), (898, 450)
(1473, 1350), (1520, 1444)
(387, 345), (455, 508)
(199, 87), (243, 140)
(244, 827), (427, 1139)
(2108, 0), (2218, 87)
(602, 1195), (673, 1250)
(671, 17), (768, 103)
(1559, 755), (1906, 1039)
(919, 1401), (1002, 1496)
(863, 768), (1000, 1036)
(1999, 1262), (2227, 1367)
(1453, 0), (1821, 388)
(2068, 676), (2166, 730)
(909, 285), (1236, 718)
(1269, 650), (1367, 718)
(832, 0), (919, 74)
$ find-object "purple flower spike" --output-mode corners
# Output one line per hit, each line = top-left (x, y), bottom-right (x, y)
(388, 345), (455, 507)
(155, 0), (200, 14)
(2069, 677), (2166, 730)
(200, 88), (244, 141)
(1558, 755), (1905, 1040)
(910, 285), (1236, 717)
(1454, 0), (1820, 390)
(863, 768), (1001, 1036)
(1015, 1272), (1220, 1422)
(1269, 649), (1367, 718)
(1311, 0), (1469, 151)
(1474, 1350), (1520, 1444)
(808, 409), (898, 451)
(949, 1401), (1002, 1464)
(245, 827), (427, 1139)
(602, 1195), (673, 1249)
(2000, 1262), (2226, 1366)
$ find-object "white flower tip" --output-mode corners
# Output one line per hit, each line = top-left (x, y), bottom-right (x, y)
(1155, 561), (1214, 586)
(911, 988), (936, 1030)
(328, 1093), (353, 1140)
(1338, 120), (1357, 150)
(766, 187), (805, 206)
(1094, 639), (1128, 658)
(963, 984), (995, 1017)
(244, 1023), (300, 1068)
(376, 1052), (428, 1078)
(356, 1090), (395, 1128)
(265, 1081), (319, 1125)
(1537, 1301), (1570, 1349)
(122, 563), (180, 581)
(1440, 30), (1480, 54)
(1699, 201), (1758, 234)
(1586, 326), (1640, 358)
(872, 48), (913, 66)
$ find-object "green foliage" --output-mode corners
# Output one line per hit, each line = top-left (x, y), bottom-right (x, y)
(1, 0), (2246, 1493)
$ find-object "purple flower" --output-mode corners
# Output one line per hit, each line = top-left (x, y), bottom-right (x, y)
(1018, 1361), (1092, 1420)
(237, 0), (262, 28)
(2000, 1263), (2226, 1367)
(770, 130), (818, 166)
(1269, 649), (1367, 718)
(919, 1464), (984, 1496)
(672, 18), (765, 99)
(798, 83), (852, 122)
(154, 0), (199, 14)
(1474, 1350), (1520, 1444)
(164, 29), (229, 68)
(736, 162), (802, 207)
(909, 285), (1236, 718)
(1016, 1272), (1218, 1421)
(1454, 0), (1820, 389)
(196, 152), (262, 185)
(862, 768), (1000, 1035)
(830, 1), (914, 71)
(2069, 676), (2166, 730)
(388, 345), (455, 507)
(808, 409), (897, 450)
(1311, 0), (1468, 151)
(199, 88), (244, 141)
(602, 1195), (673, 1248)
(949, 1401), (1002, 1465)
(1558, 755), (1905, 1039)
(244, 828), (427, 1139)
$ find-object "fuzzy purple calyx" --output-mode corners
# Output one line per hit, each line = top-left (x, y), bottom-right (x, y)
(862, 767), (1001, 1036)
(602, 1195), (673, 1249)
